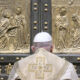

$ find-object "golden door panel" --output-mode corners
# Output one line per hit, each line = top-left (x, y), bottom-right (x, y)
(0, 0), (30, 53)
(52, 0), (80, 53)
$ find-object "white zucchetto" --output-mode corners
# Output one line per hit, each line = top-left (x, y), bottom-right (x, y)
(33, 32), (52, 42)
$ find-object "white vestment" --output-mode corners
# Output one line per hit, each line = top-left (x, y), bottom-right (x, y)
(8, 48), (79, 80)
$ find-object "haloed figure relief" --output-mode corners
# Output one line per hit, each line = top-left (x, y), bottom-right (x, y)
(55, 7), (69, 50)
(0, 0), (30, 53)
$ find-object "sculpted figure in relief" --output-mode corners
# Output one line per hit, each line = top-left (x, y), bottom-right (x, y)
(71, 14), (80, 48)
(0, 8), (19, 50)
(0, 9), (11, 49)
(55, 7), (69, 50)
(0, 7), (28, 51)
(14, 7), (26, 49)
(7, 12), (19, 50)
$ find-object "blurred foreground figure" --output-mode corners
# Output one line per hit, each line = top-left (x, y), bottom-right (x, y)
(8, 32), (79, 80)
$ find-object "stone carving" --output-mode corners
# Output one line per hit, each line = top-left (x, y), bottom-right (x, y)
(14, 7), (26, 50)
(71, 14), (80, 48)
(0, 8), (11, 49)
(8, 13), (18, 51)
(55, 7), (69, 50)
(0, 0), (30, 53)
(5, 63), (12, 75)
(52, 0), (80, 53)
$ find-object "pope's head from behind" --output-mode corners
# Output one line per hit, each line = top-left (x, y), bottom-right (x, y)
(31, 32), (53, 53)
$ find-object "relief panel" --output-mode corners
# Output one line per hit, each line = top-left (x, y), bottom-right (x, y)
(0, 0), (30, 53)
(52, 0), (80, 53)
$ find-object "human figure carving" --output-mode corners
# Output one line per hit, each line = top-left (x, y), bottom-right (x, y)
(71, 14), (80, 48)
(0, 8), (11, 49)
(15, 7), (26, 49)
(55, 7), (69, 50)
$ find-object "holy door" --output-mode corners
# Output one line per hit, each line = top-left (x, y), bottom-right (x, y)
(0, 0), (80, 80)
